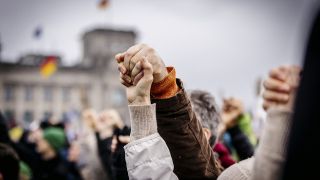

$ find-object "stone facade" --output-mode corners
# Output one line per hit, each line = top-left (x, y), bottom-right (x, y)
(0, 28), (136, 127)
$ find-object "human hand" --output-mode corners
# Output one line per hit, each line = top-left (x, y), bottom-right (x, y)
(263, 65), (301, 111)
(98, 109), (124, 138)
(126, 59), (154, 105)
(221, 98), (244, 129)
(68, 142), (80, 163)
(110, 135), (130, 153)
(82, 109), (99, 131)
(118, 58), (154, 105)
(115, 44), (168, 85)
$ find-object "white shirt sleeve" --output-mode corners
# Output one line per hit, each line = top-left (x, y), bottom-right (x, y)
(124, 133), (179, 180)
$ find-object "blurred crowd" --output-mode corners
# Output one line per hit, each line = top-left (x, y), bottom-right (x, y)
(1, 102), (132, 180)
(0, 34), (312, 179)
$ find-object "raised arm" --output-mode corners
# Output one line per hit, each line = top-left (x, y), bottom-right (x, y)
(117, 57), (178, 180)
(116, 44), (222, 179)
(251, 65), (301, 180)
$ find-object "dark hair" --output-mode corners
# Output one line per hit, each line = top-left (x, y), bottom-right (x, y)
(0, 143), (20, 180)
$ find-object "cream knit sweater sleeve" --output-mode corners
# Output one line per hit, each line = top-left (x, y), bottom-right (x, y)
(128, 103), (158, 141)
(218, 108), (293, 180)
(251, 108), (293, 180)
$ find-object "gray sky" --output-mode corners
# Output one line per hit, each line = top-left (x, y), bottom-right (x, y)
(0, 0), (315, 108)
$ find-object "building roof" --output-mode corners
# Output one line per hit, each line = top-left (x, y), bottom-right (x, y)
(0, 28), (137, 71)
(0, 56), (92, 71)
(82, 28), (137, 39)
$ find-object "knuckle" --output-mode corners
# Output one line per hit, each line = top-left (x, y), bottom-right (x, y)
(270, 68), (281, 77)
(136, 64), (142, 71)
(140, 43), (148, 48)
(125, 52), (133, 59)
(131, 55), (142, 63)
(262, 91), (270, 99)
(269, 68), (276, 76)
(146, 46), (155, 53)
(282, 95), (289, 101)
(130, 59), (137, 66)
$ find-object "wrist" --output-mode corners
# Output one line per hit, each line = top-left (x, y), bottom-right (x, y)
(274, 90), (297, 111)
(153, 68), (169, 83)
(151, 67), (179, 99)
(129, 96), (151, 105)
(128, 104), (157, 141)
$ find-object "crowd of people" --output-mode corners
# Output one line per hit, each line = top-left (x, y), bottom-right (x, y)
(0, 42), (304, 180)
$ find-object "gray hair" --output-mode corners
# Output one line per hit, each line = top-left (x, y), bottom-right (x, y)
(189, 90), (221, 143)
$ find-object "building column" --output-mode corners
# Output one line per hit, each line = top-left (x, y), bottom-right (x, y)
(34, 85), (43, 122)
(15, 84), (24, 126)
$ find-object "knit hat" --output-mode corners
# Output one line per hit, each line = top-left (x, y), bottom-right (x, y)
(43, 127), (66, 152)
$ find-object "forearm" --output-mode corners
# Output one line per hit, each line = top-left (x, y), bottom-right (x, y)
(126, 104), (178, 180)
(153, 80), (222, 179)
(251, 108), (293, 180)
(95, 132), (113, 177)
(125, 133), (178, 180)
(128, 104), (158, 141)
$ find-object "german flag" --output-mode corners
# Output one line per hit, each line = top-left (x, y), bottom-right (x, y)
(40, 56), (57, 77)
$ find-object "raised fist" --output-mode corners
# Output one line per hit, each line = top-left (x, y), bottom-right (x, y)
(221, 97), (244, 129)
(263, 65), (301, 111)
(118, 58), (154, 105)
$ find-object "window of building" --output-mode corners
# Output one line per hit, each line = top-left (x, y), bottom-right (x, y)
(4, 84), (14, 102)
(43, 111), (52, 121)
(4, 110), (15, 124)
(24, 86), (34, 102)
(62, 112), (68, 122)
(62, 87), (71, 102)
(23, 111), (34, 124)
(43, 86), (53, 102)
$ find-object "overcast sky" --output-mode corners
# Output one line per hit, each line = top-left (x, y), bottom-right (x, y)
(0, 0), (316, 108)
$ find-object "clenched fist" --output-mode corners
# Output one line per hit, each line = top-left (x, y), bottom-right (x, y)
(263, 65), (301, 111)
(119, 58), (154, 105)
(221, 98), (244, 129)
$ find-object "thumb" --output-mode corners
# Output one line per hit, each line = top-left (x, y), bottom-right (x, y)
(141, 58), (153, 77)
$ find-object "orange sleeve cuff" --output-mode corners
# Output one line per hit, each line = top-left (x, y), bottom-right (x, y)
(151, 67), (179, 99)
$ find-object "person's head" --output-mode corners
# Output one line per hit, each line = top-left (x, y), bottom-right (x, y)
(189, 90), (221, 146)
(0, 143), (19, 180)
(99, 109), (124, 130)
(36, 127), (66, 159)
